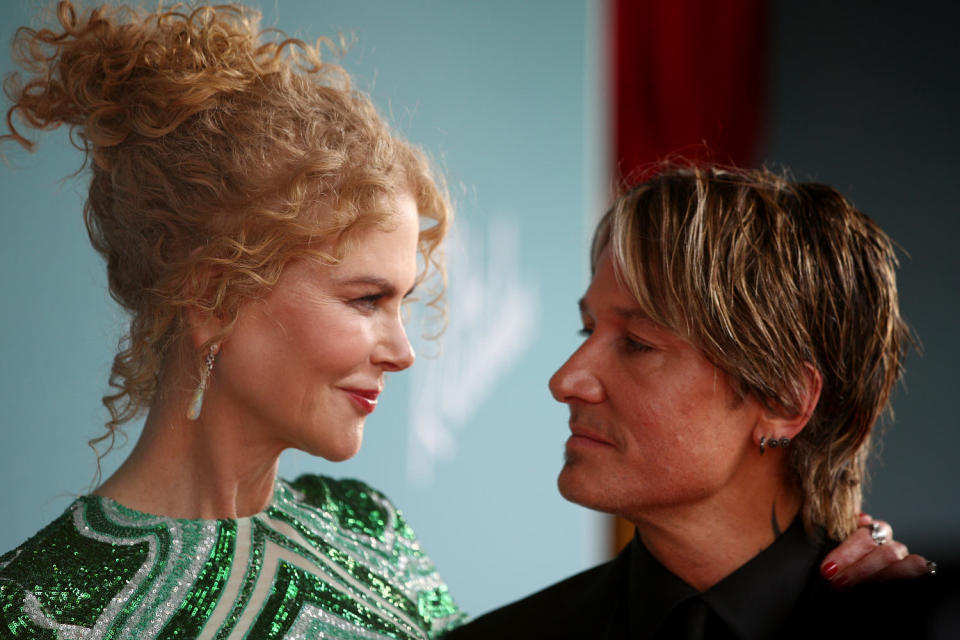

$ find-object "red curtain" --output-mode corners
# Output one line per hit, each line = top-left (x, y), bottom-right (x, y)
(609, 0), (769, 554)
(612, 0), (769, 181)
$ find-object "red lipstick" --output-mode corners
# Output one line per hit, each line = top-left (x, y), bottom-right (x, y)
(343, 388), (379, 414)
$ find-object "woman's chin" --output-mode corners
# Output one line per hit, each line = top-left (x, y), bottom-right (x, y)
(322, 449), (360, 463)
(308, 435), (364, 463)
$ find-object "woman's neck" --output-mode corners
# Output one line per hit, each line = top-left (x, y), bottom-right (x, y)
(94, 378), (283, 519)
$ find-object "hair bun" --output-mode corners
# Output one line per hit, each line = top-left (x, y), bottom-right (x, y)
(3, 1), (334, 156)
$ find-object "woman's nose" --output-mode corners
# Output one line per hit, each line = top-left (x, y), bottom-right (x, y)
(374, 317), (416, 372)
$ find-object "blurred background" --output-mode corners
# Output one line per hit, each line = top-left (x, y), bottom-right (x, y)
(1, 0), (957, 618)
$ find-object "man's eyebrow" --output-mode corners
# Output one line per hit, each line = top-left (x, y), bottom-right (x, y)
(578, 297), (649, 321)
(332, 275), (416, 298)
(613, 306), (650, 321)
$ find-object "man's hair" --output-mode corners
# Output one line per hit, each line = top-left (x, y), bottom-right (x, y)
(592, 165), (911, 540)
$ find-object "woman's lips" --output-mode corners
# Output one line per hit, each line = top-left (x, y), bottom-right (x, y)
(343, 389), (379, 414)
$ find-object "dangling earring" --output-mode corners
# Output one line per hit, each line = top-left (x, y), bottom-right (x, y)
(187, 343), (220, 420)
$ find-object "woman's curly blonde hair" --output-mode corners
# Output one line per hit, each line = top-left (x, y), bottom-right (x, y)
(2, 2), (450, 472)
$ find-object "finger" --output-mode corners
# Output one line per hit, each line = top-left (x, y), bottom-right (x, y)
(869, 554), (934, 582)
(820, 525), (885, 579)
(831, 541), (909, 588)
(856, 515), (900, 546)
(869, 518), (895, 544)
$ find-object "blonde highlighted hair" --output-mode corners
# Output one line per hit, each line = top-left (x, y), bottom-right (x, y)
(593, 165), (910, 540)
(3, 2), (449, 470)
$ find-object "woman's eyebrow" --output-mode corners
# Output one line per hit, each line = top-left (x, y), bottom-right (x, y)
(333, 276), (396, 294)
(332, 275), (416, 298)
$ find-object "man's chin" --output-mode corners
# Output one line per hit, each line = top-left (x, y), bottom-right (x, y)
(556, 460), (604, 511)
(557, 457), (632, 521)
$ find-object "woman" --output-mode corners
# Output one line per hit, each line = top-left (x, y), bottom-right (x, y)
(0, 4), (922, 639)
(0, 3), (461, 638)
(449, 166), (940, 638)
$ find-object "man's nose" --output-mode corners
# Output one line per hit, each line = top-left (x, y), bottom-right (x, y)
(549, 344), (604, 404)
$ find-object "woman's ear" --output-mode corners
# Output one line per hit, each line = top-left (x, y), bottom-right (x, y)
(754, 363), (823, 441)
(183, 261), (230, 350)
(185, 303), (225, 351)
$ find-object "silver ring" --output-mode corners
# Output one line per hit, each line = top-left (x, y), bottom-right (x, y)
(869, 522), (888, 546)
(926, 560), (937, 576)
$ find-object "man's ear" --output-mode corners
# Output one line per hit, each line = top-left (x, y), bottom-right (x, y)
(754, 363), (823, 441)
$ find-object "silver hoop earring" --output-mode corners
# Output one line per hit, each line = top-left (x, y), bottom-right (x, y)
(759, 436), (766, 455)
(187, 343), (220, 420)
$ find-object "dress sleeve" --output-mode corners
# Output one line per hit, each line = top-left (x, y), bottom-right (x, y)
(287, 474), (468, 637)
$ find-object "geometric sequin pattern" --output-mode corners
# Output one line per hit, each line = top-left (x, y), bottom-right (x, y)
(0, 475), (466, 639)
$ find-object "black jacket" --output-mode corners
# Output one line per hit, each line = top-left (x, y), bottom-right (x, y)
(447, 520), (957, 639)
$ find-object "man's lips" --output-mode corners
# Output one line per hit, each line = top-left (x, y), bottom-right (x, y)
(567, 425), (615, 448)
(342, 388), (380, 414)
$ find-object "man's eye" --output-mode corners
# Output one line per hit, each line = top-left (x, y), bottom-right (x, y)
(577, 327), (593, 338)
(622, 336), (652, 353)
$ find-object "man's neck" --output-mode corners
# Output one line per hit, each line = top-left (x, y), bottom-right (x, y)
(629, 485), (801, 592)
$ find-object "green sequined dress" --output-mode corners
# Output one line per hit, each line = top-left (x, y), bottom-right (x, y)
(0, 474), (464, 639)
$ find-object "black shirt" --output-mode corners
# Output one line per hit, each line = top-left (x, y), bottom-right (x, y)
(446, 518), (954, 639)
(628, 517), (824, 638)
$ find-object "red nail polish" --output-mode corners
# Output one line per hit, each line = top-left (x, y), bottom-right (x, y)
(821, 561), (839, 579)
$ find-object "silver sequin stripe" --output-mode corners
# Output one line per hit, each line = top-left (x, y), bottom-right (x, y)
(276, 481), (440, 597)
(246, 518), (430, 640)
(19, 504), (159, 639)
(286, 603), (403, 640)
(278, 481), (401, 555)
(99, 497), (217, 638)
(21, 591), (90, 640)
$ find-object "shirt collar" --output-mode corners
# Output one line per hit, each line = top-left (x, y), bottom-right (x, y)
(627, 517), (825, 639)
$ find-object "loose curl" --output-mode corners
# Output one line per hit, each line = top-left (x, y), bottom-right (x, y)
(2, 2), (450, 478)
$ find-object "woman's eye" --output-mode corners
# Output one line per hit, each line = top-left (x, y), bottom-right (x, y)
(351, 294), (383, 311)
(577, 327), (593, 338)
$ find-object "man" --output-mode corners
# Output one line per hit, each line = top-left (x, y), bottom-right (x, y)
(448, 166), (943, 639)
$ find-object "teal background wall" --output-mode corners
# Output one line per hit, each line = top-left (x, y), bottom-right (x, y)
(0, 0), (605, 617)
